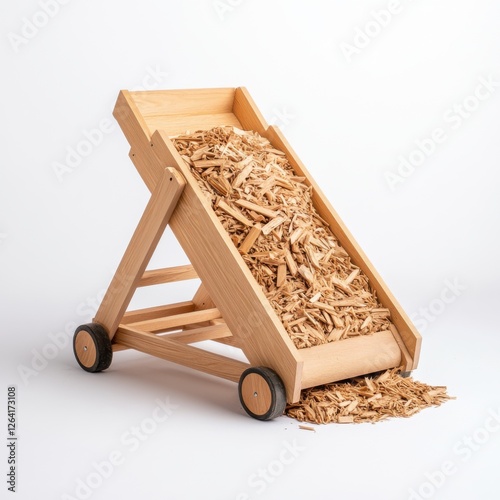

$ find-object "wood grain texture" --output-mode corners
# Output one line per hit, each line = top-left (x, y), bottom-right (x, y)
(232, 87), (268, 135)
(299, 330), (402, 389)
(121, 301), (195, 324)
(128, 308), (222, 333)
(74, 331), (97, 368)
(240, 372), (273, 416)
(113, 326), (249, 382)
(139, 265), (198, 287)
(130, 88), (235, 117)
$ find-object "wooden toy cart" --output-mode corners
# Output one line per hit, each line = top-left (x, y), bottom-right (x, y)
(73, 87), (421, 420)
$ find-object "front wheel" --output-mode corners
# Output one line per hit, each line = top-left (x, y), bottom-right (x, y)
(238, 367), (286, 421)
(73, 323), (112, 373)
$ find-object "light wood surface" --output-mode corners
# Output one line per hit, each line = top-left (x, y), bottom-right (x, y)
(127, 308), (222, 333)
(113, 326), (249, 382)
(299, 330), (401, 389)
(74, 330), (97, 368)
(121, 301), (195, 324)
(232, 87), (268, 135)
(240, 372), (273, 416)
(93, 168), (185, 339)
(138, 265), (198, 287)
(130, 88), (235, 118)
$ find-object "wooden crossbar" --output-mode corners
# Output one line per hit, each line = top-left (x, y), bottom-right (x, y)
(113, 326), (248, 382)
(138, 265), (198, 287)
(127, 308), (222, 333)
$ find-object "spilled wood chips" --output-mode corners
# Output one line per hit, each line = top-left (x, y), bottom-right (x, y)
(286, 369), (453, 424)
(172, 126), (392, 349)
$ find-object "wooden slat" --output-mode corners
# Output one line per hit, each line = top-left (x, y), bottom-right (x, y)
(264, 125), (421, 370)
(139, 264), (198, 287)
(299, 330), (402, 389)
(166, 323), (231, 343)
(128, 308), (222, 333)
(113, 323), (232, 352)
(232, 87), (268, 135)
(113, 326), (249, 382)
(129, 88), (236, 117)
(146, 113), (242, 138)
(93, 168), (185, 339)
(149, 130), (303, 403)
(121, 301), (195, 324)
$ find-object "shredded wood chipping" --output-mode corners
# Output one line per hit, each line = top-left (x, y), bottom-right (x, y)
(172, 126), (393, 349)
(286, 369), (454, 424)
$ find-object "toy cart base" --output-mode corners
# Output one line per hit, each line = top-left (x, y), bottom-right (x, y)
(73, 88), (421, 420)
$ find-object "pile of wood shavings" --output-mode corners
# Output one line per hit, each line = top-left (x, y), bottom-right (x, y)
(172, 126), (393, 349)
(286, 369), (453, 424)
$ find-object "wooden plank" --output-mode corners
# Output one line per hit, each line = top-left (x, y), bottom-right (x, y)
(146, 113), (242, 138)
(128, 308), (222, 333)
(129, 88), (235, 117)
(264, 125), (422, 370)
(112, 323), (232, 352)
(93, 168), (185, 339)
(139, 264), (198, 287)
(148, 130), (303, 403)
(299, 330), (402, 389)
(113, 323), (232, 352)
(121, 301), (195, 324)
(166, 323), (232, 343)
(114, 326), (249, 382)
(232, 87), (268, 135)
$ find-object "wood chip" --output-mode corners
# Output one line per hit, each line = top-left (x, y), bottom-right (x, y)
(172, 126), (400, 349)
(299, 425), (316, 432)
(238, 225), (262, 254)
(235, 199), (279, 219)
(286, 369), (454, 424)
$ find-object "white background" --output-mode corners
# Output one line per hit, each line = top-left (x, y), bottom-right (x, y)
(1, 1), (499, 499)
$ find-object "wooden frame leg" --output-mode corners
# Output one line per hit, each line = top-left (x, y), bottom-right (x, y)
(93, 168), (185, 339)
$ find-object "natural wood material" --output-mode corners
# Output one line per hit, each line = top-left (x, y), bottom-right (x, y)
(127, 308), (222, 333)
(113, 326), (249, 382)
(286, 369), (453, 424)
(299, 330), (401, 389)
(172, 127), (394, 350)
(138, 265), (198, 287)
(104, 86), (425, 408)
(240, 372), (273, 416)
(74, 331), (97, 369)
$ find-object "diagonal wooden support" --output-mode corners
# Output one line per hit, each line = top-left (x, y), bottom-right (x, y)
(93, 167), (185, 339)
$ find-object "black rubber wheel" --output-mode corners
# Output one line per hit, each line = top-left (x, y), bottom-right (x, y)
(73, 323), (112, 373)
(400, 371), (412, 378)
(238, 366), (286, 421)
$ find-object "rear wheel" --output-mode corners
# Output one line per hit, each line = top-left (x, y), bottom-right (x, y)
(73, 323), (112, 373)
(238, 367), (286, 421)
